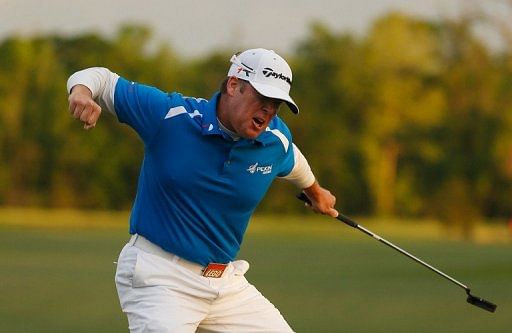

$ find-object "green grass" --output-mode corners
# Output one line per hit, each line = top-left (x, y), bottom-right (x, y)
(0, 212), (510, 332)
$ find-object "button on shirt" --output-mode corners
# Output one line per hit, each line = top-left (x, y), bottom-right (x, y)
(113, 78), (296, 265)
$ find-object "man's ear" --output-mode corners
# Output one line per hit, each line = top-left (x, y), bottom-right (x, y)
(226, 76), (240, 97)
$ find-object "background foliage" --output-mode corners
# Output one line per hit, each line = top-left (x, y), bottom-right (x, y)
(1, 11), (512, 234)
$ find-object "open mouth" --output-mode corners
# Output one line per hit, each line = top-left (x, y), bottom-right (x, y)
(252, 117), (265, 128)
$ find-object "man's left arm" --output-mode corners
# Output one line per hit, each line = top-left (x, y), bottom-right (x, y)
(281, 144), (338, 217)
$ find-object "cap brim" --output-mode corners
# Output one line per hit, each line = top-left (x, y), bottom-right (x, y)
(249, 82), (299, 114)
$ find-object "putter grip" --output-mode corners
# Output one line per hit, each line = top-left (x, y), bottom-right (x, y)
(296, 192), (358, 228)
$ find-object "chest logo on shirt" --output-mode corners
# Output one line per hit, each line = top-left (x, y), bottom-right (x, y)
(247, 162), (273, 175)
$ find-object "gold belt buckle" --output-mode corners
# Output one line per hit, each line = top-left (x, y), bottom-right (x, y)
(202, 263), (228, 278)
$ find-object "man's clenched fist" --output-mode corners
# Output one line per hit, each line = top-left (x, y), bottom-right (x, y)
(68, 84), (102, 130)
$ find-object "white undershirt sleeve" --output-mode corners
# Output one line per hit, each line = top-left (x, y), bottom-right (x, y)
(67, 67), (120, 116)
(280, 143), (316, 189)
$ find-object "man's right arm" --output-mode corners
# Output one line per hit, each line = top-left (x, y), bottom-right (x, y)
(67, 67), (119, 130)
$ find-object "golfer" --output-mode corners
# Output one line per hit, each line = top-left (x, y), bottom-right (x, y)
(67, 48), (338, 332)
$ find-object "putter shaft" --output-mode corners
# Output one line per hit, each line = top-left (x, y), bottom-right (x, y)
(297, 192), (497, 312)
(355, 223), (469, 291)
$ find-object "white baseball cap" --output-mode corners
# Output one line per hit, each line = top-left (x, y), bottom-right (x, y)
(227, 48), (299, 114)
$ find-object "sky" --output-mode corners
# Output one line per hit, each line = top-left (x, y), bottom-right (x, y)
(0, 0), (476, 57)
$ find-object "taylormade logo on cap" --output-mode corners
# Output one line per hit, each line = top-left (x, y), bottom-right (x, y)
(262, 67), (292, 85)
(228, 48), (299, 114)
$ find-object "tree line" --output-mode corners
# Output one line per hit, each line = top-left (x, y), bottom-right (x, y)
(1, 12), (512, 229)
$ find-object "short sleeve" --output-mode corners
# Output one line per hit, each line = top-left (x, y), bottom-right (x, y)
(114, 77), (170, 144)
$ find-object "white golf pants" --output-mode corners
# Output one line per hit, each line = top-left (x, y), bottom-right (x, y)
(115, 236), (294, 333)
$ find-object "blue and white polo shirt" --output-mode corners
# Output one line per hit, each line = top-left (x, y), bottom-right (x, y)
(113, 77), (295, 265)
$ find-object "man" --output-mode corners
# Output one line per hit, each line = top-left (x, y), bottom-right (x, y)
(67, 48), (338, 332)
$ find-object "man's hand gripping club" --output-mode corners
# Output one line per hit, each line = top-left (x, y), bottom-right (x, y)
(301, 181), (338, 218)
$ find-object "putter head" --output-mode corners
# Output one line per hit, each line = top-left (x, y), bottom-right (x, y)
(466, 290), (497, 313)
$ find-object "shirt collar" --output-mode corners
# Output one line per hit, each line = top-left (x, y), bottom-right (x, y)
(201, 92), (224, 136)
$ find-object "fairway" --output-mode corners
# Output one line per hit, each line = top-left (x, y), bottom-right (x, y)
(0, 215), (509, 332)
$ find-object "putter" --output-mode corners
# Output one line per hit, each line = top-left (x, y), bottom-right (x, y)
(297, 192), (497, 313)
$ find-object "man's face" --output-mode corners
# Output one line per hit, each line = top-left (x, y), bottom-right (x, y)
(227, 80), (282, 139)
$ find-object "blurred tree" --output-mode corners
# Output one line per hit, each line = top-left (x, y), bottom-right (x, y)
(0, 38), (34, 204)
(430, 16), (512, 236)
(53, 33), (112, 72)
(178, 50), (231, 98)
(259, 22), (370, 214)
(361, 13), (445, 217)
(0, 38), (68, 205)
(473, 0), (512, 218)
